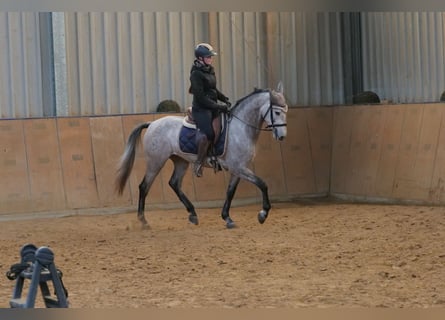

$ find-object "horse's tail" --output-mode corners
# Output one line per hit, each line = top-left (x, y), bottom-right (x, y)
(115, 122), (150, 195)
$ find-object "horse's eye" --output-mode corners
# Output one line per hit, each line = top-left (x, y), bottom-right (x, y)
(274, 111), (280, 116)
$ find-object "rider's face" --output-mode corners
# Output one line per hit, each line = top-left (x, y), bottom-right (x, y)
(203, 56), (213, 64)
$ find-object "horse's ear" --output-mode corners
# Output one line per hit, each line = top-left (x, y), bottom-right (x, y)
(276, 81), (283, 93)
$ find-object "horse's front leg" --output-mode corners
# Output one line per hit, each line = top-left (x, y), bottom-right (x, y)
(137, 160), (166, 229)
(238, 168), (271, 224)
(221, 174), (241, 229)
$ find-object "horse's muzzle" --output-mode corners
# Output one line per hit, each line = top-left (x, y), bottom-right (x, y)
(273, 127), (287, 141)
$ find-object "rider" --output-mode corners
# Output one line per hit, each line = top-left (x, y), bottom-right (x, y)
(189, 43), (231, 177)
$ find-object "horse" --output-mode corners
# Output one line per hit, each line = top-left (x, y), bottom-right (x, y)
(115, 82), (288, 229)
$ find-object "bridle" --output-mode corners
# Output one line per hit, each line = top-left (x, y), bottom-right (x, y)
(229, 89), (288, 132)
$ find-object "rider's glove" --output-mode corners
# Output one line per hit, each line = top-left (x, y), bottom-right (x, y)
(221, 96), (230, 104)
(218, 104), (229, 113)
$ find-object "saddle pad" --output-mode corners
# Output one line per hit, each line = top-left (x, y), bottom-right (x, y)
(179, 120), (228, 156)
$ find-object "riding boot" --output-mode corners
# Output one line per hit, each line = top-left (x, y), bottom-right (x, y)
(194, 132), (210, 177)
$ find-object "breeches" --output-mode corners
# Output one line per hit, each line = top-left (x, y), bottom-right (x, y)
(192, 107), (217, 142)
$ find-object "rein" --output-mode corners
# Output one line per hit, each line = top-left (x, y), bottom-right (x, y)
(229, 89), (287, 132)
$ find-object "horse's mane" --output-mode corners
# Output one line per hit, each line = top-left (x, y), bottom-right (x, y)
(230, 88), (270, 111)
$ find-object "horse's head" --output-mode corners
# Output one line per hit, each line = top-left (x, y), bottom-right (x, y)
(261, 81), (288, 141)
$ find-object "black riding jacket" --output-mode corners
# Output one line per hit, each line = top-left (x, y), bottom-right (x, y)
(189, 60), (228, 110)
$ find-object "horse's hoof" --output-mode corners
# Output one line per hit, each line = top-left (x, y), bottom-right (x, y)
(258, 210), (268, 224)
(225, 218), (237, 229)
(226, 221), (237, 229)
(138, 218), (150, 230)
(189, 215), (199, 225)
(141, 223), (151, 230)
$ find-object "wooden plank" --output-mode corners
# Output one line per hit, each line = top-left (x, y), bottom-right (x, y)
(24, 119), (66, 211)
(330, 106), (355, 194)
(305, 107), (333, 194)
(90, 116), (130, 207)
(346, 106), (385, 196)
(360, 106), (386, 196)
(343, 108), (364, 194)
(429, 104), (445, 203)
(392, 104), (426, 200)
(374, 105), (404, 197)
(0, 120), (32, 213)
(280, 108), (317, 195)
(414, 104), (443, 200)
(57, 117), (99, 209)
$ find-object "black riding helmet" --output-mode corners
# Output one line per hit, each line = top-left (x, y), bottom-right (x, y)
(194, 43), (218, 58)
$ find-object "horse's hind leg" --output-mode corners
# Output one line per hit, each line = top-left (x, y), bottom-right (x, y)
(138, 160), (166, 228)
(221, 174), (241, 229)
(138, 176), (150, 227)
(168, 156), (199, 225)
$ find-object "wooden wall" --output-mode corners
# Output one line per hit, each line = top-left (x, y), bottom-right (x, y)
(0, 108), (332, 217)
(1, 103), (443, 218)
(331, 103), (445, 204)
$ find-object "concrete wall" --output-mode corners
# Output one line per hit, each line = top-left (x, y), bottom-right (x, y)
(1, 103), (443, 218)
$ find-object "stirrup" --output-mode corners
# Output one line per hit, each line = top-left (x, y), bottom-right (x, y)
(209, 156), (222, 173)
(193, 162), (203, 177)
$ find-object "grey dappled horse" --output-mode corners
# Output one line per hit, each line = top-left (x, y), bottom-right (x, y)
(115, 82), (288, 229)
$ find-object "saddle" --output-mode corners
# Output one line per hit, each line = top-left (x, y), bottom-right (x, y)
(179, 108), (228, 163)
(184, 107), (222, 145)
